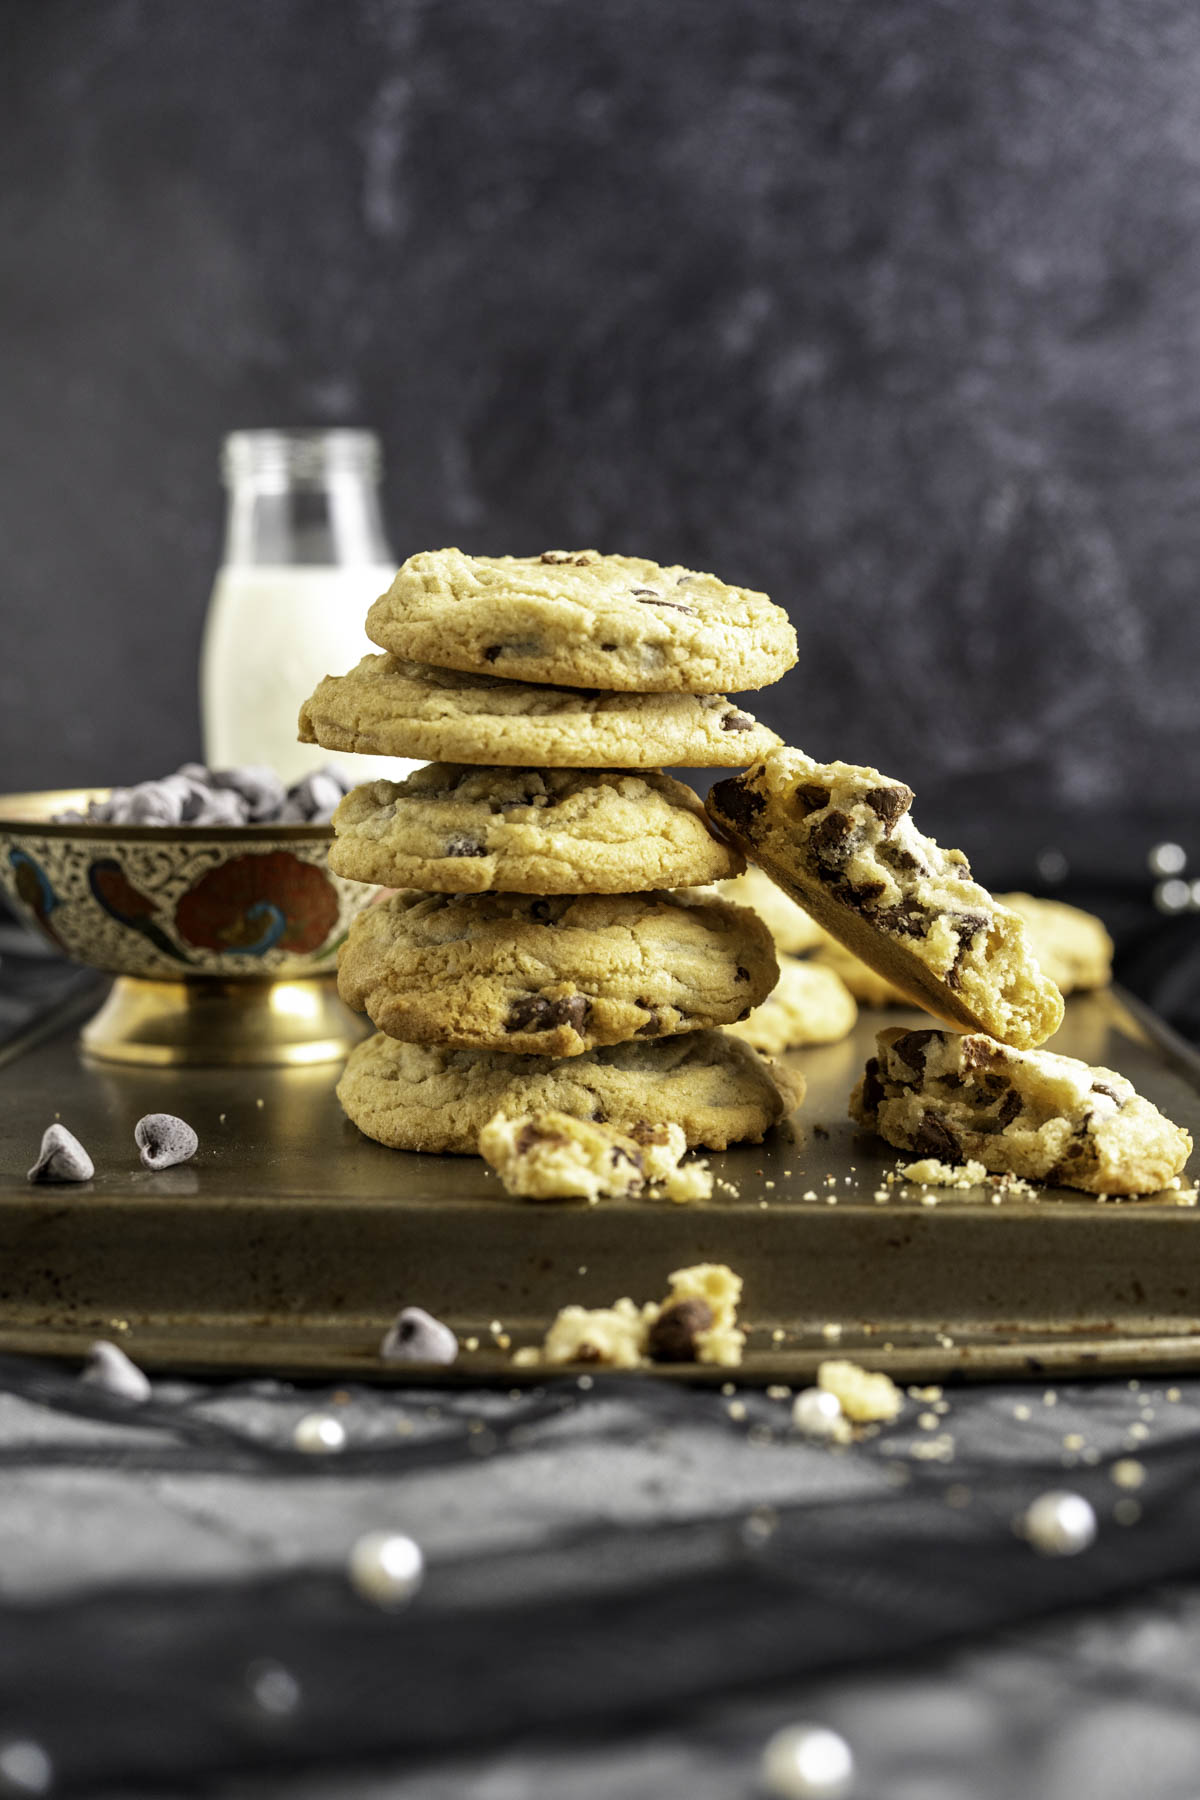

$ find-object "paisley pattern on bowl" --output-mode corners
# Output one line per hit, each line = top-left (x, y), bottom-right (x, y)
(175, 853), (340, 957)
(0, 800), (375, 981)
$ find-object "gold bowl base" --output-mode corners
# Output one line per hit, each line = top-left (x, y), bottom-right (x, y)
(79, 975), (369, 1068)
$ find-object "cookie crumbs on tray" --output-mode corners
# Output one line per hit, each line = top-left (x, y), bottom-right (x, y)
(898, 1156), (990, 1188)
(512, 1264), (744, 1370)
(817, 1358), (903, 1423)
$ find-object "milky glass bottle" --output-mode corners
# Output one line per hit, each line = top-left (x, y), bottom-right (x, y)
(200, 429), (405, 782)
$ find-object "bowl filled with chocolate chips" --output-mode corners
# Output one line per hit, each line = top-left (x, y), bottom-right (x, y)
(0, 763), (381, 1066)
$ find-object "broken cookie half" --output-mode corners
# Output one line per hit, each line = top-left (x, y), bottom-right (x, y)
(851, 1027), (1192, 1197)
(706, 747), (1064, 1049)
(478, 1109), (713, 1204)
(512, 1263), (744, 1369)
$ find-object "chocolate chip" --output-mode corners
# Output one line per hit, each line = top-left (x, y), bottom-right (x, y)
(81, 1340), (151, 1402)
(735, 966), (750, 982)
(636, 1007), (665, 1036)
(809, 810), (855, 868)
(849, 878), (887, 907)
(482, 645), (503, 662)
(911, 1111), (962, 1162)
(880, 842), (925, 874)
(996, 1089), (1022, 1126)
(609, 1145), (644, 1175)
(721, 709), (755, 732)
(445, 834), (487, 857)
(795, 782), (831, 815)
(891, 1029), (938, 1075)
(646, 1298), (713, 1363)
(859, 1056), (885, 1115)
(708, 776), (766, 835)
(863, 784), (914, 834)
(134, 1113), (199, 1171)
(530, 899), (553, 921)
(591, 1106), (609, 1123)
(514, 1121), (569, 1154)
(540, 550), (595, 565)
(28, 1124), (94, 1184)
(878, 899), (929, 938)
(1092, 1082), (1123, 1104)
(507, 994), (592, 1034)
(632, 594), (697, 615)
(600, 642), (617, 651)
(629, 1121), (672, 1146)
(379, 1306), (459, 1366)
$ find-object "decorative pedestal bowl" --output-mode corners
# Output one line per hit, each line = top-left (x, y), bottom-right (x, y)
(0, 790), (376, 1067)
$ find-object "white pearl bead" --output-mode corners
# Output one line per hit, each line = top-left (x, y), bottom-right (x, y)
(292, 1412), (347, 1454)
(246, 1658), (302, 1718)
(348, 1531), (425, 1608)
(761, 1723), (855, 1799)
(791, 1387), (845, 1439)
(1023, 1489), (1097, 1556)
(0, 1739), (53, 1796)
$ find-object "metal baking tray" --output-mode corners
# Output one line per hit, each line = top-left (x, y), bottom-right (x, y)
(1, 986), (1199, 1382)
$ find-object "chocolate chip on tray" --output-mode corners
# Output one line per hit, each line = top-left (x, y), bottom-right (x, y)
(80, 1340), (152, 1403)
(379, 1307), (459, 1365)
(646, 1298), (713, 1363)
(134, 1113), (199, 1171)
(28, 1123), (94, 1184)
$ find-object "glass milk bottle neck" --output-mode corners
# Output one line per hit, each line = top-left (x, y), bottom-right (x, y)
(220, 429), (393, 567)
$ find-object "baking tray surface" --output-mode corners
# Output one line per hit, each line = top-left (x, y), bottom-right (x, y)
(1, 988), (1199, 1382)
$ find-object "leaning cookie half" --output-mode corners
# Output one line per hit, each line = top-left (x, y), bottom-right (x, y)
(337, 889), (779, 1057)
(337, 1029), (804, 1154)
(706, 748), (1063, 1050)
(330, 765), (743, 894)
(851, 1027), (1192, 1196)
(299, 654), (779, 769)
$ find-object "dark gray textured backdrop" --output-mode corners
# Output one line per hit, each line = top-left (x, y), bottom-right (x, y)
(2, 0), (1198, 842)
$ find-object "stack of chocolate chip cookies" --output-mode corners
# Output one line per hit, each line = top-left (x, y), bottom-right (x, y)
(298, 549), (805, 1154)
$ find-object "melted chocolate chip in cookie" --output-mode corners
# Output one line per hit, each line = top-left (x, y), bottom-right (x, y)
(709, 776), (766, 834)
(911, 1111), (962, 1163)
(507, 994), (592, 1034)
(863, 784), (914, 834)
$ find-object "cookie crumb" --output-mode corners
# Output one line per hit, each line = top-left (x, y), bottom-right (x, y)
(817, 1358), (903, 1423)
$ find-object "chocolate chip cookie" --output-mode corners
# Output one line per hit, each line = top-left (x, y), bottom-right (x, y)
(727, 954), (857, 1055)
(329, 765), (743, 894)
(512, 1264), (744, 1368)
(337, 1029), (804, 1153)
(363, 549), (797, 694)
(337, 889), (779, 1056)
(299, 654), (778, 769)
(998, 893), (1113, 996)
(706, 749), (1064, 1049)
(478, 1111), (711, 1203)
(695, 865), (827, 954)
(851, 1026), (1192, 1195)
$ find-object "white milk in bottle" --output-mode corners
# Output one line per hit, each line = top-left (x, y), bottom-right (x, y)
(201, 430), (416, 785)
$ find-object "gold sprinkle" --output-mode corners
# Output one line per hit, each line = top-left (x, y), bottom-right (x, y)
(727, 1400), (747, 1422)
(464, 1336), (479, 1352)
(1111, 1457), (1146, 1489)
